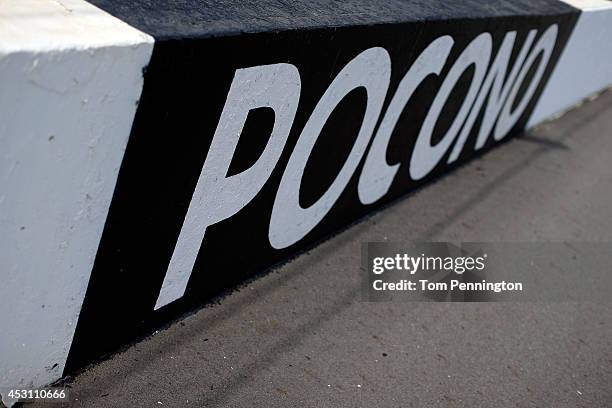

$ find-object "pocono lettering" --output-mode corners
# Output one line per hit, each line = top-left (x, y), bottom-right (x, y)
(155, 24), (558, 309)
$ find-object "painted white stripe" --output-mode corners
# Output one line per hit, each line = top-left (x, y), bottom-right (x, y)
(560, 0), (612, 10)
(0, 0), (153, 400)
(528, 0), (612, 126)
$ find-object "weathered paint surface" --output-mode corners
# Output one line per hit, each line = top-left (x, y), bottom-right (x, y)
(0, 0), (153, 399)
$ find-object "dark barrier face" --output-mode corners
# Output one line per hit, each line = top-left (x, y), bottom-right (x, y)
(66, 10), (578, 371)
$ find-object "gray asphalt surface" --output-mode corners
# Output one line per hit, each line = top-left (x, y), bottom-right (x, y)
(39, 91), (612, 407)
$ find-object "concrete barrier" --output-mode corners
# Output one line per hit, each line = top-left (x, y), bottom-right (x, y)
(1, 0), (611, 396)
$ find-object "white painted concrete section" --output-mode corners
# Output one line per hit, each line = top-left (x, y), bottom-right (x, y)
(528, 0), (612, 126)
(561, 0), (612, 10)
(0, 0), (153, 399)
(0, 0), (152, 53)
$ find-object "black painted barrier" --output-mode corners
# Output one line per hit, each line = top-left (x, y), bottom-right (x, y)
(66, 0), (579, 373)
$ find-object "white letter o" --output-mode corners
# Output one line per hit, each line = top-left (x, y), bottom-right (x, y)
(269, 47), (391, 249)
(410, 33), (492, 181)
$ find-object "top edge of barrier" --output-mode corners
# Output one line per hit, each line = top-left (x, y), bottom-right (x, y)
(0, 0), (153, 55)
(86, 0), (579, 40)
(561, 0), (612, 10)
